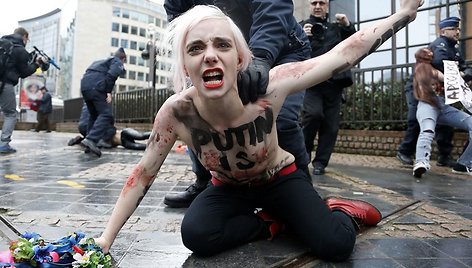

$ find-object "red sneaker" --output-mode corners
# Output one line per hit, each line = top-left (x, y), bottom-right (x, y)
(325, 197), (382, 227)
(255, 210), (285, 240)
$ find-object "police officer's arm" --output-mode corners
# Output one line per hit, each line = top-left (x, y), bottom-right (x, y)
(105, 58), (124, 93)
(163, 0), (193, 22)
(429, 44), (448, 73)
(237, 0), (295, 104)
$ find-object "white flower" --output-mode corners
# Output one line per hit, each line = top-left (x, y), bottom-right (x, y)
(73, 251), (95, 265)
(79, 237), (87, 245)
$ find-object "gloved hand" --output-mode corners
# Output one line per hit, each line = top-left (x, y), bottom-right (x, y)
(36, 56), (50, 71)
(237, 57), (271, 105)
(463, 68), (472, 83)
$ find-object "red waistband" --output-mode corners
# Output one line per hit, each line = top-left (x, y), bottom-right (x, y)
(211, 163), (297, 187)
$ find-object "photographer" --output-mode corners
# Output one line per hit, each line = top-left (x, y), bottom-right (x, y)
(0, 27), (49, 154)
(299, 0), (356, 175)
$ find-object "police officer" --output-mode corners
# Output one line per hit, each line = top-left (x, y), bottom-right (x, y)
(79, 48), (126, 157)
(397, 16), (472, 169)
(299, 0), (356, 175)
(0, 27), (49, 154)
(163, 0), (312, 208)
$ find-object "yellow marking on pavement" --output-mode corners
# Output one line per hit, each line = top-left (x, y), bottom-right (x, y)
(4, 174), (24, 181)
(57, 180), (85, 188)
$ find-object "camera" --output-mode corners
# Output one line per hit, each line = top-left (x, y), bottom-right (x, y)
(311, 22), (327, 40)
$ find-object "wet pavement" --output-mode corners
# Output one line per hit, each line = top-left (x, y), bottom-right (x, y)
(0, 130), (471, 267)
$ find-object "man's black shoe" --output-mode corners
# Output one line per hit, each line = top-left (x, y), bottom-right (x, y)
(97, 139), (113, 149)
(164, 183), (207, 208)
(313, 163), (325, 175)
(80, 138), (102, 157)
(396, 152), (413, 166)
(68, 136), (84, 146)
(437, 155), (456, 167)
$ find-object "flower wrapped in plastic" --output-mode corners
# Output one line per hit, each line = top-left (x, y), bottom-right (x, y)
(0, 232), (111, 268)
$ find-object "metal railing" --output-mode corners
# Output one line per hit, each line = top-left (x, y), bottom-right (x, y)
(61, 61), (471, 129)
(340, 64), (413, 130)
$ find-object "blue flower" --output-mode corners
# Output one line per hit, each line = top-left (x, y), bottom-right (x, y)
(32, 243), (56, 263)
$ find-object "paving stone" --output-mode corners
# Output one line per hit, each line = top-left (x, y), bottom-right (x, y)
(1, 131), (472, 267)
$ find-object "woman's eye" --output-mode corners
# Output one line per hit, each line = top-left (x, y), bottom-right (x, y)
(188, 46), (202, 53)
(218, 42), (231, 48)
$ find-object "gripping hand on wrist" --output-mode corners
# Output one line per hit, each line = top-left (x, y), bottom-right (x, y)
(237, 57), (271, 105)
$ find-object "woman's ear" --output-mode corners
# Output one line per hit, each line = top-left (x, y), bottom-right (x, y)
(236, 56), (243, 71)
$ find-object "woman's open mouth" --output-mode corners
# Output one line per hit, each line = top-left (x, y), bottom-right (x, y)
(203, 69), (224, 89)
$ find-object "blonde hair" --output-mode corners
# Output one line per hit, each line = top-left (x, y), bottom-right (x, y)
(163, 5), (252, 93)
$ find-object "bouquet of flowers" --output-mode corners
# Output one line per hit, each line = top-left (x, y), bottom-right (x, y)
(0, 232), (111, 268)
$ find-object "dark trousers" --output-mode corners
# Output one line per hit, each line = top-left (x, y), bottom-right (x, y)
(35, 111), (51, 132)
(301, 86), (343, 168)
(398, 81), (454, 157)
(181, 169), (356, 261)
(81, 89), (114, 143)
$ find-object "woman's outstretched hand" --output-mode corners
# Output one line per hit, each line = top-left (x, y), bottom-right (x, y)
(95, 236), (111, 254)
(400, 0), (425, 21)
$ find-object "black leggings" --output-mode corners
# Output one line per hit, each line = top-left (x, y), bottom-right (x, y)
(181, 169), (356, 261)
(120, 128), (150, 150)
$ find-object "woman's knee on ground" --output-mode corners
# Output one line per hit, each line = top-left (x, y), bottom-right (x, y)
(181, 220), (223, 256)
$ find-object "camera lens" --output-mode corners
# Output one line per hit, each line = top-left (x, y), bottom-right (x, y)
(311, 23), (325, 37)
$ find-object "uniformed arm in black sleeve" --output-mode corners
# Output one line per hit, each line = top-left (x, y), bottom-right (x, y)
(429, 44), (449, 73)
(105, 58), (125, 93)
(163, 0), (193, 22)
(237, 0), (294, 104)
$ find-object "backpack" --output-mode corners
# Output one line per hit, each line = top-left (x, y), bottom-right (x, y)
(0, 38), (14, 83)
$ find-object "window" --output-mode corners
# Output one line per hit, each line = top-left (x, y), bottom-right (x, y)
(137, 72), (145, 81)
(131, 26), (138, 35)
(112, 23), (119, 32)
(129, 55), (137, 65)
(121, 24), (129, 34)
(138, 42), (145, 51)
(139, 28), (146, 37)
(113, 7), (120, 17)
(130, 41), (137, 50)
(160, 76), (167, 84)
(155, 18), (161, 27)
(122, 9), (129, 19)
(111, 38), (119, 47)
(138, 57), (145, 66)
(118, 85), (126, 92)
(120, 39), (128, 48)
(129, 71), (136, 80)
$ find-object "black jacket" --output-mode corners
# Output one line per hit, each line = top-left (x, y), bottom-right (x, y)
(300, 15), (356, 88)
(429, 35), (472, 82)
(164, 0), (308, 66)
(1, 34), (39, 86)
(80, 56), (125, 94)
(38, 91), (53, 114)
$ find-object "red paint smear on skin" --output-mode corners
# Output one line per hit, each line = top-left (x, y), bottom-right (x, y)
(122, 165), (155, 197)
(252, 147), (268, 163)
(203, 150), (221, 170)
(256, 99), (270, 109)
(122, 165), (144, 197)
(274, 61), (313, 80)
